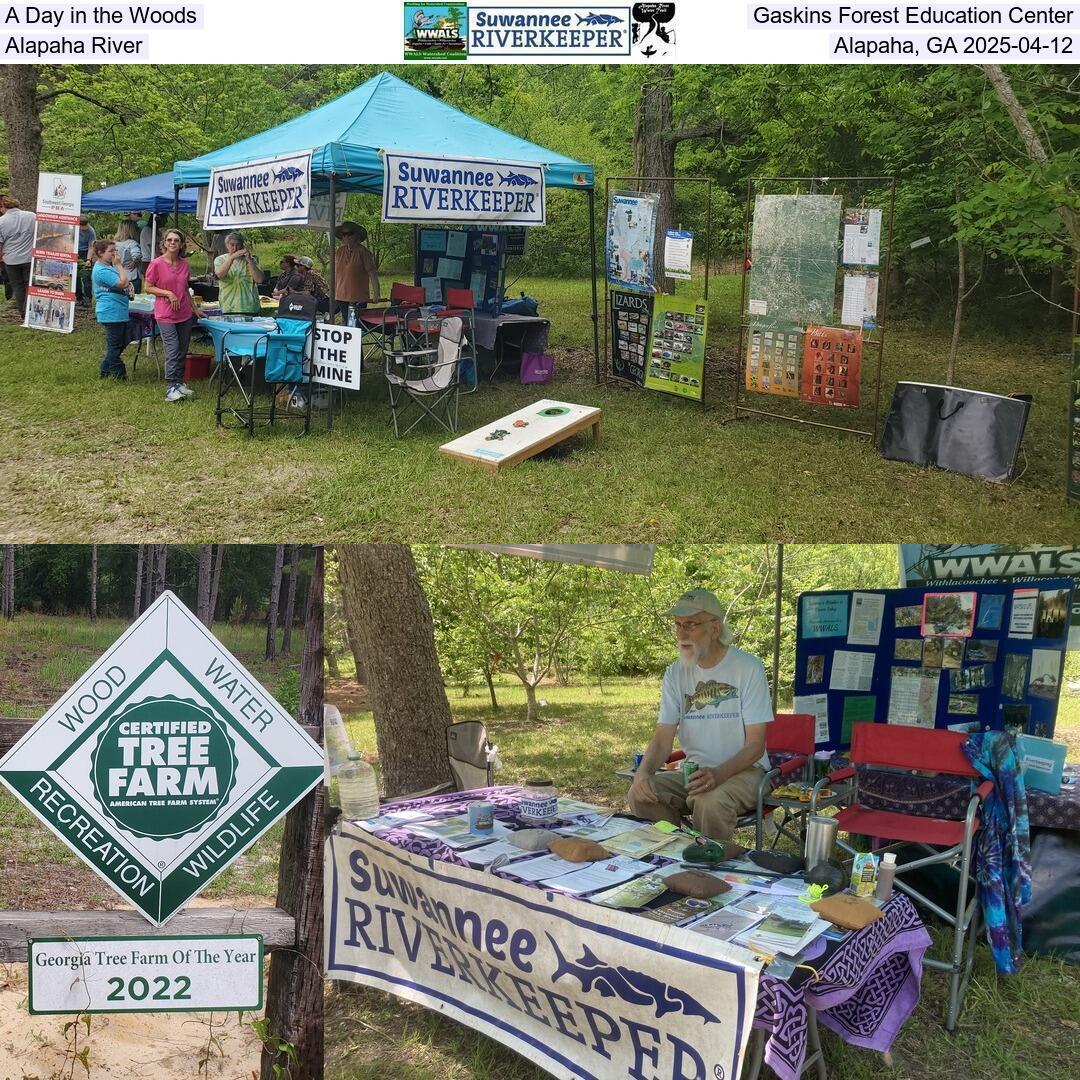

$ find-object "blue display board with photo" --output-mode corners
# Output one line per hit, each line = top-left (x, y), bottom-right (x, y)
(412, 227), (504, 309)
(793, 579), (1072, 750)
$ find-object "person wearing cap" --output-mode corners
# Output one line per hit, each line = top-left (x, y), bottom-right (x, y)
(334, 220), (379, 324)
(628, 588), (774, 842)
(295, 255), (330, 311)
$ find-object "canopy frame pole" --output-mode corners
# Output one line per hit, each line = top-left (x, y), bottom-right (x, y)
(588, 187), (599, 384)
(327, 172), (337, 432)
(772, 543), (783, 712)
(173, 186), (179, 229)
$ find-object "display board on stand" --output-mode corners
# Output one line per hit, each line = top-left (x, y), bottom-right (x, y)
(735, 177), (895, 441)
(602, 175), (712, 405)
(25, 172), (82, 335)
(793, 580), (1073, 751)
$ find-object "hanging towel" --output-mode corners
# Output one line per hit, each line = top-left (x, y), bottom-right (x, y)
(962, 730), (1031, 974)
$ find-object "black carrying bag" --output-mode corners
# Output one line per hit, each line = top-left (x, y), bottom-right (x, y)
(879, 382), (1030, 483)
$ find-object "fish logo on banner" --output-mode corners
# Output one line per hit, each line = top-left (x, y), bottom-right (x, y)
(382, 150), (546, 226)
(204, 150), (314, 230)
(326, 827), (760, 1080)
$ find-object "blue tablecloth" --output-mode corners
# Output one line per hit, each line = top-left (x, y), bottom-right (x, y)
(198, 317), (280, 363)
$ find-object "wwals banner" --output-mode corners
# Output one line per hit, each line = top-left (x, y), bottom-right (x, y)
(382, 150), (546, 225)
(326, 827), (759, 1080)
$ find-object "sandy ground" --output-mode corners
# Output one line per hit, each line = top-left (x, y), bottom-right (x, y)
(0, 899), (272, 1080)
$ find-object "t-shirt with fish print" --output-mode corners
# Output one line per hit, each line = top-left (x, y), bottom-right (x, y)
(657, 646), (773, 772)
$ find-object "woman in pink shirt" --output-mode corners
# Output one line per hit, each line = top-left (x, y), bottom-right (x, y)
(144, 228), (196, 403)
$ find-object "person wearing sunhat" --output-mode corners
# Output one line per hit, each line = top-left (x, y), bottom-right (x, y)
(628, 588), (774, 842)
(333, 220), (379, 324)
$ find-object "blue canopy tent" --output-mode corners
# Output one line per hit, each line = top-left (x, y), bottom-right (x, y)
(172, 71), (600, 377)
(82, 172), (199, 214)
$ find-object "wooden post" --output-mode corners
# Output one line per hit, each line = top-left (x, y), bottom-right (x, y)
(260, 547), (324, 1080)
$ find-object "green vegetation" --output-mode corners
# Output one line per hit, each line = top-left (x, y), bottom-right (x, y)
(330, 667), (1080, 1080)
(1, 276), (1075, 541)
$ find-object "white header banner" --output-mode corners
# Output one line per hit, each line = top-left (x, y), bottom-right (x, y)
(326, 826), (761, 1080)
(383, 150), (546, 225)
(203, 150), (313, 230)
(0, 2), (1075, 63)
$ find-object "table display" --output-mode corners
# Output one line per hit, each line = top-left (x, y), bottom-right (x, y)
(473, 313), (550, 378)
(327, 786), (932, 1080)
(439, 399), (600, 471)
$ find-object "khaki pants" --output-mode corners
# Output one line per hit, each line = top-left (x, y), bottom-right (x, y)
(628, 765), (764, 842)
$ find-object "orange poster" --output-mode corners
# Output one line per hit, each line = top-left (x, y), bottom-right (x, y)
(800, 325), (862, 407)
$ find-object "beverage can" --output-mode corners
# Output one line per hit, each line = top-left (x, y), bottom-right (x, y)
(682, 760), (699, 785)
(633, 752), (644, 771)
(468, 801), (494, 834)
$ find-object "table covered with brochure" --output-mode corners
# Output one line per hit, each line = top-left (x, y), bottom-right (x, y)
(326, 785), (931, 1080)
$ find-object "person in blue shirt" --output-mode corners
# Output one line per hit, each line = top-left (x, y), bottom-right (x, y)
(91, 239), (132, 379)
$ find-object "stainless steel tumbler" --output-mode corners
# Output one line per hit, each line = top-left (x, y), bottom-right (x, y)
(803, 815), (839, 868)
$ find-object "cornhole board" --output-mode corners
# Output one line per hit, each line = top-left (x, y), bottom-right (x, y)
(438, 399), (601, 471)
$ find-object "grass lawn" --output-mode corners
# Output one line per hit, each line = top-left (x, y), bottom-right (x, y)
(0, 615), (304, 907)
(327, 668), (1080, 1080)
(1, 275), (1076, 541)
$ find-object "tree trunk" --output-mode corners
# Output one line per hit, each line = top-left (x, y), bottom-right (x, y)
(266, 544), (285, 660)
(484, 664), (498, 709)
(282, 545), (300, 654)
(2, 546), (14, 620)
(946, 234), (965, 385)
(133, 545), (144, 618)
(89, 546), (98, 623)
(260, 546), (323, 1080)
(0, 66), (43, 207)
(337, 545), (453, 798)
(209, 544), (225, 628)
(154, 545), (167, 601)
(633, 66), (676, 295)
(982, 64), (1080, 254)
(523, 679), (539, 723)
(196, 545), (212, 627)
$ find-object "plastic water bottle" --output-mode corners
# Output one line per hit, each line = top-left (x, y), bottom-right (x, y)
(337, 754), (379, 820)
(875, 852), (898, 901)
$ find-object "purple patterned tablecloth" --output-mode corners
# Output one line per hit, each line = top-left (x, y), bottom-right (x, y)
(857, 764), (1080, 832)
(369, 785), (932, 1080)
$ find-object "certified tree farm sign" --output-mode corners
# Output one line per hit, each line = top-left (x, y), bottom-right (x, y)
(0, 592), (323, 926)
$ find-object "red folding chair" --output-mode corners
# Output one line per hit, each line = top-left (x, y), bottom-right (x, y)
(831, 723), (992, 1031)
(354, 283), (426, 374)
(664, 713), (827, 848)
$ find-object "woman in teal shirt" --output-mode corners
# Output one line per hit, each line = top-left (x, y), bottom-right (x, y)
(213, 231), (264, 314)
(90, 239), (132, 379)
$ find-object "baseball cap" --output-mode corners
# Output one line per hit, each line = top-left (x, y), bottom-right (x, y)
(663, 588), (726, 620)
(296, 256), (313, 268)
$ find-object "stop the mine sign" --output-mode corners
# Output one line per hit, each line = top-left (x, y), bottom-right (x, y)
(0, 592), (323, 926)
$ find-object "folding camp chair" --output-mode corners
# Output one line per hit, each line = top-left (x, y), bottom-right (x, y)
(446, 721), (499, 791)
(437, 287), (478, 393)
(831, 723), (991, 1031)
(654, 713), (833, 848)
(357, 282), (426, 366)
(396, 721), (500, 800)
(384, 314), (465, 436)
(214, 295), (315, 436)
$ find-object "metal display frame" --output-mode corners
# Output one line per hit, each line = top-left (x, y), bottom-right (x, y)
(734, 176), (897, 441)
(600, 175), (712, 407)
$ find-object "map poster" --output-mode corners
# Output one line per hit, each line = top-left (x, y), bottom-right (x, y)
(800, 325), (862, 407)
(746, 321), (801, 397)
(644, 293), (706, 401)
(1069, 337), (1079, 503)
(606, 191), (658, 292)
(609, 288), (652, 387)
